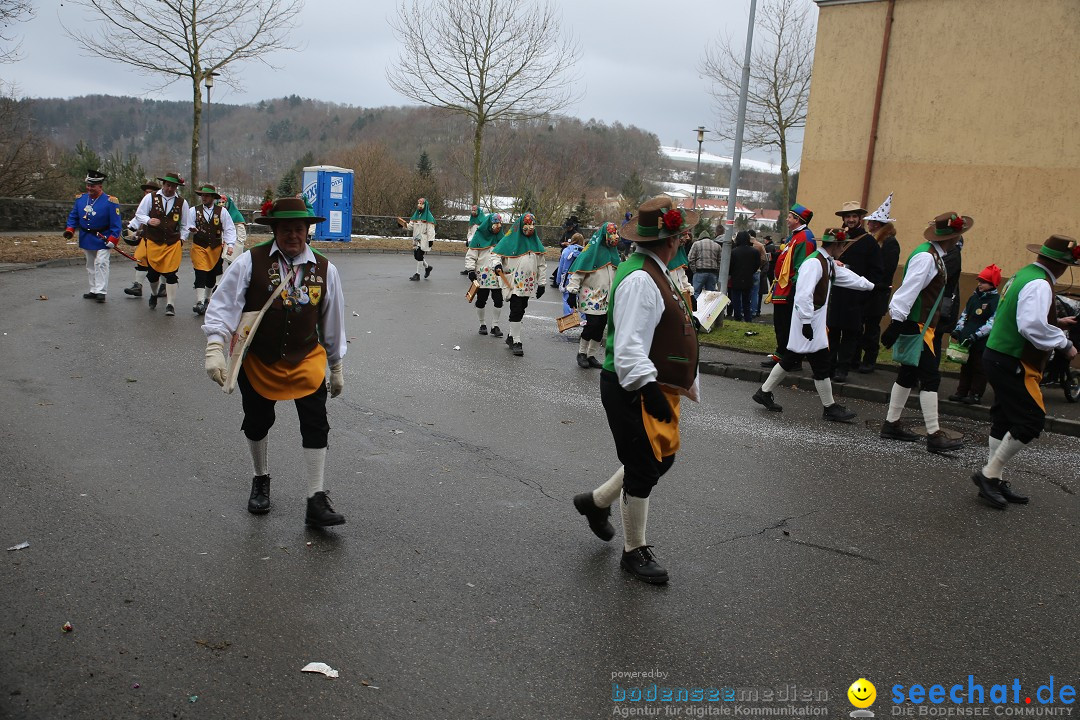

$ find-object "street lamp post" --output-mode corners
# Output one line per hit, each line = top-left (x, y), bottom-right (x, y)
(203, 70), (220, 182)
(692, 126), (706, 210)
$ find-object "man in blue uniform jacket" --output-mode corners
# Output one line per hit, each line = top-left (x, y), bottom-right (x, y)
(64, 170), (123, 302)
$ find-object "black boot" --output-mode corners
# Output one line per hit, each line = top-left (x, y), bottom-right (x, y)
(511, 342), (524, 357)
(124, 283), (143, 297)
(408, 273), (420, 281)
(752, 388), (783, 412)
(489, 325), (503, 338)
(576, 352), (590, 368)
(620, 546), (669, 584)
(880, 420), (919, 442)
(305, 491), (346, 527)
(505, 333), (514, 347)
(156, 283), (167, 297)
(927, 430), (963, 453)
(822, 403), (856, 422)
(587, 356), (603, 369)
(164, 304), (175, 317)
(572, 492), (614, 541)
(149, 293), (158, 310)
(83, 292), (97, 299)
(424, 265), (433, 278)
(971, 470), (1007, 509)
(248, 475), (271, 514)
(478, 324), (488, 335)
(996, 479), (1029, 504)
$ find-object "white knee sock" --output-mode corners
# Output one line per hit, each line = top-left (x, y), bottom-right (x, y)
(587, 340), (601, 359)
(578, 337), (589, 354)
(304, 447), (326, 498)
(416, 260), (425, 275)
(195, 287), (207, 304)
(477, 306), (486, 324)
(132, 266), (142, 284)
(988, 435), (1002, 464)
(592, 466), (624, 508)
(886, 383), (911, 422)
(982, 432), (1027, 480)
(919, 391), (940, 434)
(165, 283), (176, 307)
(761, 363), (787, 393)
(492, 305), (503, 325)
(814, 379), (835, 406)
(248, 437), (268, 476)
(509, 321), (522, 343)
(621, 492), (649, 552)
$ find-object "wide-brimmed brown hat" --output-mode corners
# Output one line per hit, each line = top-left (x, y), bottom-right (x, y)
(1027, 234), (1080, 266)
(140, 180), (160, 192)
(923, 211), (974, 242)
(835, 200), (867, 217)
(194, 183), (220, 199)
(253, 197), (324, 226)
(619, 195), (700, 244)
(156, 171), (185, 186)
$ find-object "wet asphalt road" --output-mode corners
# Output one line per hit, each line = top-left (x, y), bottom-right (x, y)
(1, 253), (1078, 719)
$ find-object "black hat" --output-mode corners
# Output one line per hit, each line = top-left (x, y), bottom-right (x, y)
(85, 170), (107, 184)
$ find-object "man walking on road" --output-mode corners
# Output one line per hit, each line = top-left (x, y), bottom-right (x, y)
(64, 170), (122, 303)
(573, 196), (700, 585)
(202, 197), (348, 528)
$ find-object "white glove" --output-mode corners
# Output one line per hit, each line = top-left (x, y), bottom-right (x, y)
(205, 341), (227, 387)
(226, 244), (241, 262)
(329, 361), (344, 398)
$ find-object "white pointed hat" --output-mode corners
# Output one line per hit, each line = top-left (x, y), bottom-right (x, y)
(865, 193), (895, 223)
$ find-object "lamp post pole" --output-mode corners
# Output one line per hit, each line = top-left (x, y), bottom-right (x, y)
(204, 71), (220, 181)
(692, 126), (706, 210)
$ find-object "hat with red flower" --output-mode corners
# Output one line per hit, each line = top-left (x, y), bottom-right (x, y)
(1027, 235), (1080, 266)
(619, 195), (700, 244)
(820, 227), (848, 244)
(923, 211), (973, 242)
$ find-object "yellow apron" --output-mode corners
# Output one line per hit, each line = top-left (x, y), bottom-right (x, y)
(641, 389), (681, 462)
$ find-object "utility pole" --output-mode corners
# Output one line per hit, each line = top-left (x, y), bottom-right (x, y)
(692, 126), (706, 210)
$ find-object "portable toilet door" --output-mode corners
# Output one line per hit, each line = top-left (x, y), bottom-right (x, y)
(302, 165), (354, 241)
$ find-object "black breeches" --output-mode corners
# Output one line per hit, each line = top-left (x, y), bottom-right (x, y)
(772, 302), (792, 356)
(146, 269), (179, 285)
(600, 370), (675, 499)
(581, 312), (606, 341)
(895, 331), (943, 392)
(193, 263), (223, 289)
(508, 294), (529, 322)
(780, 347), (832, 380)
(984, 349), (1045, 444)
(474, 288), (503, 308)
(238, 367), (330, 448)
(413, 247), (425, 261)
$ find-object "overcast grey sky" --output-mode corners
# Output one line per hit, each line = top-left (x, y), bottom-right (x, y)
(6, 0), (812, 164)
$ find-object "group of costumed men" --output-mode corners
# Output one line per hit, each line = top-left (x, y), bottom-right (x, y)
(753, 196), (1078, 511)
(65, 169), (246, 317)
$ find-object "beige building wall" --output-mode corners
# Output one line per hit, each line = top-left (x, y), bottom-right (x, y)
(800, 0), (1080, 290)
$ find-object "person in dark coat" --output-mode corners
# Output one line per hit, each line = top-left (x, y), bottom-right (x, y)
(827, 201), (882, 381)
(729, 230), (762, 322)
(857, 194), (901, 373)
(938, 240), (964, 335)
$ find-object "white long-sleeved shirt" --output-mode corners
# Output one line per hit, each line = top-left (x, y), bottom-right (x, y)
(185, 203), (237, 247)
(889, 242), (945, 321)
(202, 241), (347, 365)
(1017, 263), (1072, 352)
(788, 250), (874, 355)
(611, 248), (700, 401)
(134, 190), (191, 241)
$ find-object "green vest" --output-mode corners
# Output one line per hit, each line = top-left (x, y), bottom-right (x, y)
(986, 264), (1053, 359)
(901, 242), (946, 325)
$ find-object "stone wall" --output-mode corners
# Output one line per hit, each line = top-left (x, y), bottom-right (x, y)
(0, 197), (567, 246)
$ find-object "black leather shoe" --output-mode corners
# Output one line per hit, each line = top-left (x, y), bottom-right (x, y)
(95, 293), (106, 303)
(156, 283), (167, 297)
(572, 492), (614, 541)
(760, 354), (779, 368)
(823, 403), (856, 422)
(164, 304), (175, 317)
(832, 371), (848, 383)
(997, 479), (1029, 504)
(621, 546), (669, 584)
(881, 420), (919, 442)
(124, 283), (142, 297)
(305, 491), (346, 527)
(248, 475), (271, 514)
(424, 265), (433, 278)
(505, 334), (513, 347)
(478, 324), (488, 335)
(588, 357), (603, 369)
(971, 470), (1007, 509)
(148, 293), (158, 310)
(752, 388), (782, 412)
(857, 363), (875, 374)
(489, 325), (503, 338)
(408, 273), (420, 281)
(576, 352), (590, 368)
(965, 394), (982, 405)
(948, 393), (966, 402)
(511, 342), (524, 357)
(83, 292), (97, 299)
(927, 429), (963, 453)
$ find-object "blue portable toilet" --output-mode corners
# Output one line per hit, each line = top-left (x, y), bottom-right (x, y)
(302, 165), (354, 241)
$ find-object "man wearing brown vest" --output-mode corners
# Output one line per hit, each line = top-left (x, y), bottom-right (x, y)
(133, 171), (191, 316)
(202, 198), (347, 528)
(572, 196), (700, 585)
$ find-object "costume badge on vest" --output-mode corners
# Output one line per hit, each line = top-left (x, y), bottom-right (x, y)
(213, 216), (220, 226)
(308, 286), (322, 306)
(172, 213), (180, 222)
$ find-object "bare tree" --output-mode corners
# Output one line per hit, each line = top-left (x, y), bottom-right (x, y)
(63, 0), (303, 188)
(700, 0), (815, 217)
(0, 91), (66, 197)
(0, 0), (33, 63)
(387, 0), (580, 205)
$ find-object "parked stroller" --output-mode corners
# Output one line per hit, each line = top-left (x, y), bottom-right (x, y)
(1041, 294), (1080, 403)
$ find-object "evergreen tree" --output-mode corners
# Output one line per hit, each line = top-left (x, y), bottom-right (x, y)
(277, 171), (297, 197)
(620, 171), (646, 205)
(572, 194), (593, 225)
(417, 150), (433, 179)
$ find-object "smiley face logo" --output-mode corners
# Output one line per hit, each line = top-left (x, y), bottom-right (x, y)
(848, 678), (876, 708)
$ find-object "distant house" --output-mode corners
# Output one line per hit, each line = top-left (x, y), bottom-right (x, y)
(752, 209), (780, 231)
(675, 197), (755, 226)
